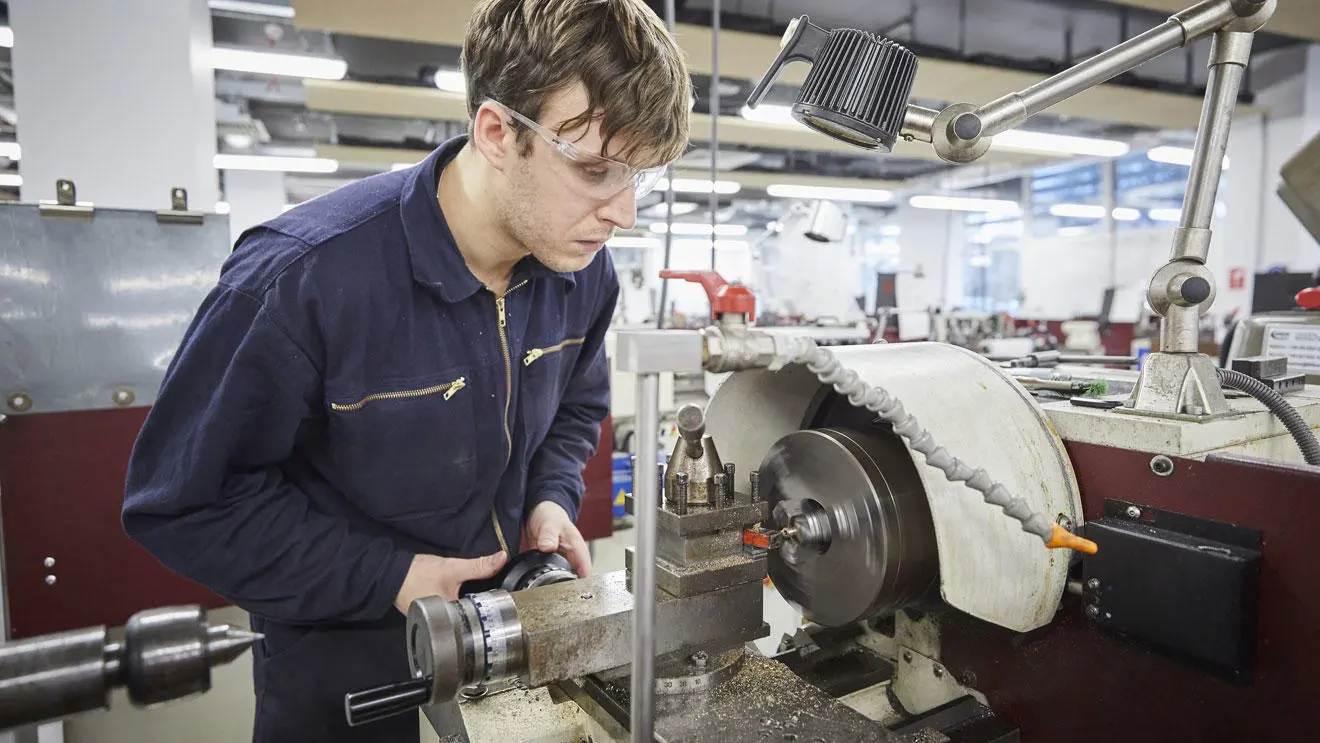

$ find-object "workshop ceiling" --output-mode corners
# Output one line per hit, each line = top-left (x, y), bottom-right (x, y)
(1101, 0), (1320, 43)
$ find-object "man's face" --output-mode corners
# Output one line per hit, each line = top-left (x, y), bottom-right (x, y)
(492, 85), (646, 273)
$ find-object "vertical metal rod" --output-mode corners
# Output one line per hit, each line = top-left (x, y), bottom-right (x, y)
(713, 473), (728, 508)
(709, 0), (721, 272)
(722, 462), (736, 505)
(749, 470), (760, 503)
(656, 0), (678, 331)
(674, 473), (690, 516)
(630, 373), (661, 743)
(1180, 33), (1250, 230)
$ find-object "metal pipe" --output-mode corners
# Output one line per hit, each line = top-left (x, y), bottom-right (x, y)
(709, 0), (721, 272)
(1180, 31), (1251, 231)
(974, 0), (1238, 136)
(630, 373), (661, 743)
(902, 104), (938, 143)
(656, 0), (678, 330)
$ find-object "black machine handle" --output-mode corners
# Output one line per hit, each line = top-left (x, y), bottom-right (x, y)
(344, 677), (432, 727)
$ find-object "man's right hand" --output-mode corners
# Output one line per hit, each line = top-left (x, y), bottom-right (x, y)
(394, 552), (508, 614)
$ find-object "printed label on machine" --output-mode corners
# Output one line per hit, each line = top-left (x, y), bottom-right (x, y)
(1262, 324), (1320, 374)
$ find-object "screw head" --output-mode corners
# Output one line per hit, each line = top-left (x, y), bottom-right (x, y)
(933, 665), (945, 678)
(1085, 604), (1100, 619)
(691, 651), (709, 668)
(1057, 515), (1074, 532)
(1126, 505), (1142, 519)
(44, 575), (56, 586)
(7, 393), (32, 413)
(1149, 455), (1174, 477)
(112, 388), (136, 407)
(580, 592), (593, 600)
(1086, 578), (1100, 591)
(43, 557), (55, 568)
(902, 651), (913, 663)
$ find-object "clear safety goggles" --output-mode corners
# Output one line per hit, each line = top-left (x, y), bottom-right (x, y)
(490, 99), (668, 200)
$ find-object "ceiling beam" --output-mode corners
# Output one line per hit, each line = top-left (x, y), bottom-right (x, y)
(314, 143), (905, 192)
(1101, 0), (1320, 43)
(302, 79), (1050, 167)
(292, 0), (1261, 130)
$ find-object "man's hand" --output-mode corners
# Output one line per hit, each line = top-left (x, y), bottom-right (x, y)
(524, 500), (592, 577)
(394, 552), (507, 614)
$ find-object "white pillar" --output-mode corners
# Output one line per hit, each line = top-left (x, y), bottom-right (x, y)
(224, 170), (287, 247)
(895, 205), (954, 339)
(11, 0), (217, 210)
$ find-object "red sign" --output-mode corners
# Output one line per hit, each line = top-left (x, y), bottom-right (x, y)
(1229, 267), (1246, 291)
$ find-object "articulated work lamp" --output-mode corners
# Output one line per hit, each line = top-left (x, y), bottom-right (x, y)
(746, 0), (1278, 419)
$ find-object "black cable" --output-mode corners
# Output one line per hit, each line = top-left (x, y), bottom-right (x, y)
(1216, 368), (1320, 466)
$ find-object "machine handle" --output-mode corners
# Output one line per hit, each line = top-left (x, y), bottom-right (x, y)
(659, 270), (756, 320)
(344, 677), (432, 727)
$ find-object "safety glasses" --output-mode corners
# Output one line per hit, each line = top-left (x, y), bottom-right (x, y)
(489, 99), (668, 200)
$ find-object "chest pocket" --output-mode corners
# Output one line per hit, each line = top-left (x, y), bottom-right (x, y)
(325, 370), (477, 520)
(519, 336), (586, 443)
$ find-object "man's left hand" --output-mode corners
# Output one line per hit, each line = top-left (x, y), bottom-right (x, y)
(525, 500), (592, 577)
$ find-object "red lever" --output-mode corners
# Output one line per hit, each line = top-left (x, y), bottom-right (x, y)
(660, 270), (756, 321)
(1297, 287), (1320, 311)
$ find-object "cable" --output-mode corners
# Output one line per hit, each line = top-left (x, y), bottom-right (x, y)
(1216, 368), (1320, 466)
(774, 338), (1095, 553)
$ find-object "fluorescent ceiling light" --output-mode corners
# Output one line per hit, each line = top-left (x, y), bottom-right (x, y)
(215, 201), (231, 215)
(1148, 208), (1182, 223)
(208, 1), (295, 18)
(881, 225), (902, 237)
(994, 130), (1130, 158)
(1147, 145), (1229, 170)
(0, 27), (12, 49)
(740, 104), (800, 127)
(223, 132), (255, 150)
(1112, 207), (1142, 221)
(608, 236), (662, 249)
(766, 184), (892, 204)
(433, 69), (466, 93)
(656, 178), (741, 195)
(0, 142), (19, 161)
(210, 47), (347, 81)
(650, 222), (749, 237)
(648, 202), (700, 217)
(214, 153), (339, 173)
(1049, 203), (1107, 219)
(672, 239), (749, 250)
(909, 195), (1020, 213)
(0, 173), (20, 188)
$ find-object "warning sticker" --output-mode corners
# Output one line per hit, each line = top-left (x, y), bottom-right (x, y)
(1262, 324), (1320, 375)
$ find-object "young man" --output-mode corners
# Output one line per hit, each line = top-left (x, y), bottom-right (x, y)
(121, 0), (692, 739)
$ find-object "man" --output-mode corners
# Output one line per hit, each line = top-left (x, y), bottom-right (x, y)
(122, 0), (692, 739)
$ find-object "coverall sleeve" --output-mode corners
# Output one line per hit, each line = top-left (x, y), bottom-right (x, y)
(524, 272), (621, 520)
(123, 281), (413, 624)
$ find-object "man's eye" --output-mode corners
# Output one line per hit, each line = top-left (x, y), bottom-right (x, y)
(580, 166), (609, 182)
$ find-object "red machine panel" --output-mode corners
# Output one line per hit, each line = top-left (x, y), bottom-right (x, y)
(0, 409), (225, 639)
(939, 442), (1320, 743)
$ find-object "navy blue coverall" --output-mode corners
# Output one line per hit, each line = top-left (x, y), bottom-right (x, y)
(122, 137), (618, 742)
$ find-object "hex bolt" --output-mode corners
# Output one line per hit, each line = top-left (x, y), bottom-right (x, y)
(1085, 604), (1100, 619)
(713, 473), (728, 507)
(1126, 505), (1142, 519)
(723, 462), (737, 506)
(1149, 455), (1174, 477)
(902, 651), (913, 663)
(674, 473), (690, 516)
(1085, 578), (1100, 592)
(749, 471), (761, 503)
(933, 665), (945, 679)
(691, 651), (708, 669)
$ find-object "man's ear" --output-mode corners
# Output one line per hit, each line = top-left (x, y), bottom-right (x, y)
(470, 102), (515, 173)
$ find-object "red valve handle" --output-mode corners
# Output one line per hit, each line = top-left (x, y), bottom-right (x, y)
(659, 270), (756, 321)
(1297, 287), (1320, 311)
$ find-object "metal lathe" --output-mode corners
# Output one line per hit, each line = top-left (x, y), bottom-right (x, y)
(344, 0), (1320, 740)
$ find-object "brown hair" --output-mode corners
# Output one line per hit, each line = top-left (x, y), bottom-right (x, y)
(462, 0), (692, 167)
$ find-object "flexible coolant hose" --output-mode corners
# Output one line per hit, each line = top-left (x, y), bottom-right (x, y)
(1217, 368), (1320, 466)
(773, 338), (1095, 553)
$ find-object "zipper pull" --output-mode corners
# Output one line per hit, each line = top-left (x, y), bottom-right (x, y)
(444, 377), (466, 400)
(523, 348), (544, 366)
(496, 297), (506, 329)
